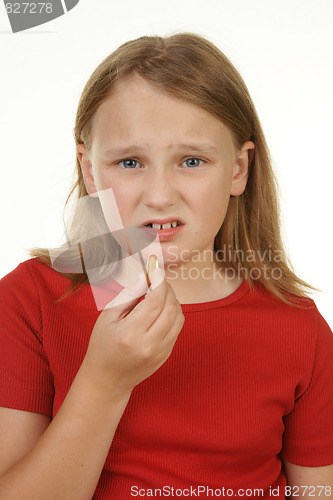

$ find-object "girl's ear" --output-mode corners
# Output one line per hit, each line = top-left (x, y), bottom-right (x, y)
(76, 144), (98, 198)
(230, 141), (255, 196)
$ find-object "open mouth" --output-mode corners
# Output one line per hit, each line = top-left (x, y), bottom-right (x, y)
(144, 221), (183, 230)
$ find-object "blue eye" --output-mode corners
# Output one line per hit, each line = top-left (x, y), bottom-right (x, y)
(117, 157), (205, 169)
(118, 159), (140, 169)
(182, 157), (204, 168)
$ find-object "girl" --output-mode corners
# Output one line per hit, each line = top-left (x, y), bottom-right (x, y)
(0, 33), (332, 499)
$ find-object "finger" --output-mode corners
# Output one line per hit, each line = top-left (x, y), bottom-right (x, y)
(126, 275), (170, 330)
(147, 294), (184, 340)
(152, 305), (184, 354)
(137, 281), (182, 340)
(148, 266), (165, 291)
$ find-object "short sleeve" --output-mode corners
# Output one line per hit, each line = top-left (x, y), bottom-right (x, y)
(0, 262), (54, 417)
(281, 309), (333, 466)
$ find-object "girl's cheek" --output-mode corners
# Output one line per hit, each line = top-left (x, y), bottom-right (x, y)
(98, 172), (114, 189)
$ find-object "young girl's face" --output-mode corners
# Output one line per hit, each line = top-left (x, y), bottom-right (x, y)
(77, 75), (253, 268)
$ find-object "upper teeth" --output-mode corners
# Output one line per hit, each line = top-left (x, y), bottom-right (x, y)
(146, 221), (180, 229)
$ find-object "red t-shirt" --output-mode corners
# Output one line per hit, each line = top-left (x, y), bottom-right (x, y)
(0, 258), (332, 499)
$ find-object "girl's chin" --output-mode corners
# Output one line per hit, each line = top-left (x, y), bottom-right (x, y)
(159, 246), (183, 267)
(160, 243), (202, 264)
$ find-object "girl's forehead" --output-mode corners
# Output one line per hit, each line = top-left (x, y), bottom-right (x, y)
(95, 75), (216, 125)
(91, 77), (235, 152)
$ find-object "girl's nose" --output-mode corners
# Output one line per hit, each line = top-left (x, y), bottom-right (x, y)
(142, 168), (177, 209)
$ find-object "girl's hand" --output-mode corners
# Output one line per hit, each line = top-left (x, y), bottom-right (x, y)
(81, 264), (185, 400)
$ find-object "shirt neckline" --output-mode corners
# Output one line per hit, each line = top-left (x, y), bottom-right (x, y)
(180, 278), (251, 312)
(92, 272), (251, 312)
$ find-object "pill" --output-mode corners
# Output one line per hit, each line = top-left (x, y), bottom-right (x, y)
(147, 255), (159, 279)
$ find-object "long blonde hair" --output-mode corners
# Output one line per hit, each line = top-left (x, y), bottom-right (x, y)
(30, 32), (317, 305)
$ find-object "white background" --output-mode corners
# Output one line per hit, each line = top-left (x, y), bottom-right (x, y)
(0, 0), (332, 328)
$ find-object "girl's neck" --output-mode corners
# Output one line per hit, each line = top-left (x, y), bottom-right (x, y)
(112, 253), (243, 305)
(164, 260), (244, 305)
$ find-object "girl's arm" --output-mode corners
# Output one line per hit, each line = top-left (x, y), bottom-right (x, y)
(283, 460), (333, 498)
(0, 269), (184, 500)
(0, 408), (51, 476)
(0, 366), (131, 500)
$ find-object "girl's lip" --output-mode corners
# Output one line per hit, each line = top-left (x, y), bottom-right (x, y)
(141, 223), (184, 241)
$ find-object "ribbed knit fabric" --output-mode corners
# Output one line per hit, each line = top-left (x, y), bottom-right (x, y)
(0, 258), (333, 499)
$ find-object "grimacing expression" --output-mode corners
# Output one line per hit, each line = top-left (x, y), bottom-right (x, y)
(77, 75), (253, 267)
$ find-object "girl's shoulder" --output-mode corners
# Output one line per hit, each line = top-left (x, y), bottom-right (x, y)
(0, 258), (120, 314)
(0, 257), (71, 299)
(244, 280), (332, 349)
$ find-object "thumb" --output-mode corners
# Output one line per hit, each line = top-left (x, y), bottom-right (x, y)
(104, 271), (149, 313)
(148, 266), (165, 291)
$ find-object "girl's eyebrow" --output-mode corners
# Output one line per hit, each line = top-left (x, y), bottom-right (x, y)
(104, 143), (218, 157)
